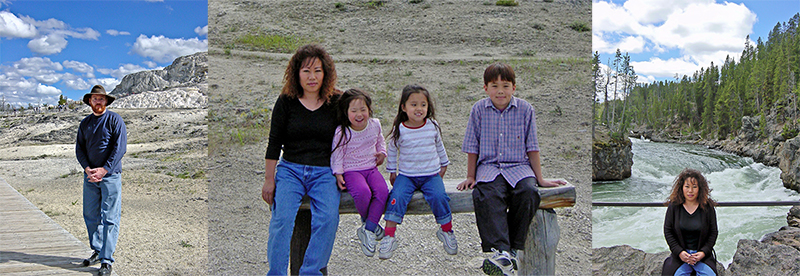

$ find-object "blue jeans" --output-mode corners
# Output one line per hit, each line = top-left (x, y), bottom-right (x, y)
(83, 173), (122, 264)
(674, 250), (716, 276)
(267, 159), (340, 275)
(384, 174), (451, 225)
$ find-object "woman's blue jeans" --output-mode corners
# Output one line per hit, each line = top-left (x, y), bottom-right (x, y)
(267, 159), (340, 275)
(674, 250), (716, 276)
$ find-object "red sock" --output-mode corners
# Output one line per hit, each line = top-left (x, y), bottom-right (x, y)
(441, 221), (452, 233)
(385, 227), (396, 237)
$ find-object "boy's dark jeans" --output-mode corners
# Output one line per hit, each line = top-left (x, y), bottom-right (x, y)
(473, 175), (540, 253)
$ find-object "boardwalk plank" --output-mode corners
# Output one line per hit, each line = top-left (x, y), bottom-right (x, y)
(0, 178), (117, 275)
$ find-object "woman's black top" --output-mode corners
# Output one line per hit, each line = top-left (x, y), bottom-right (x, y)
(265, 94), (338, 167)
(679, 205), (704, 251)
(662, 202), (719, 275)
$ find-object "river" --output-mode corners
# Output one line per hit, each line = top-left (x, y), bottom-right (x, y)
(592, 138), (800, 267)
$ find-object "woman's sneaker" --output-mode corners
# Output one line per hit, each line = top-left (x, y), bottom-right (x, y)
(378, 235), (398, 259)
(436, 228), (458, 255)
(357, 226), (378, 257)
(481, 248), (517, 276)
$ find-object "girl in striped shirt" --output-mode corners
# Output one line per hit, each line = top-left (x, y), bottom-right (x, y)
(331, 88), (389, 257)
(378, 84), (458, 259)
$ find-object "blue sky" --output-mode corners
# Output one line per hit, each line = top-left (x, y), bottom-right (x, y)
(593, 0), (800, 86)
(0, 0), (207, 107)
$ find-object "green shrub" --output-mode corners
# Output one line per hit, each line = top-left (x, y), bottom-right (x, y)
(568, 21), (591, 32)
(496, 0), (519, 6)
(782, 124), (799, 140)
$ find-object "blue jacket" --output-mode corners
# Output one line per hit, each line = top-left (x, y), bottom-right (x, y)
(76, 111), (127, 176)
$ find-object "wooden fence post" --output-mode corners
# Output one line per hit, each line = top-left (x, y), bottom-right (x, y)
(289, 209), (327, 275)
(521, 208), (560, 275)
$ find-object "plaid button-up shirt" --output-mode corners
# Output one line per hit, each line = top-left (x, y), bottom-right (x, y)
(462, 97), (539, 188)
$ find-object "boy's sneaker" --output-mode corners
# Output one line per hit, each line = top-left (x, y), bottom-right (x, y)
(510, 249), (522, 271)
(378, 235), (398, 259)
(357, 226), (378, 257)
(481, 248), (517, 276)
(436, 228), (458, 255)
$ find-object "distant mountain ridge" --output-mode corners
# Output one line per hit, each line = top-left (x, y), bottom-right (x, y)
(109, 51), (207, 109)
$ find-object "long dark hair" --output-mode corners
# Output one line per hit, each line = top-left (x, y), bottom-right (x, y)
(666, 168), (716, 209)
(332, 88), (373, 153)
(388, 84), (440, 147)
(281, 44), (337, 102)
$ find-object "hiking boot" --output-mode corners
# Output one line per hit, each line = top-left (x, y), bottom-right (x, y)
(98, 263), (112, 276)
(481, 248), (516, 276)
(436, 228), (458, 255)
(378, 235), (398, 260)
(82, 251), (99, 266)
(357, 225), (378, 257)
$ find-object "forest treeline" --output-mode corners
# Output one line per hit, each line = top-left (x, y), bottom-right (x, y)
(594, 13), (800, 141)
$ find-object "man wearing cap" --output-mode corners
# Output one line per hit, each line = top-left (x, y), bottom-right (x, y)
(75, 84), (126, 276)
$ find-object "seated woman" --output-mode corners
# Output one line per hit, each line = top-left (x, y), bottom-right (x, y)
(662, 168), (718, 276)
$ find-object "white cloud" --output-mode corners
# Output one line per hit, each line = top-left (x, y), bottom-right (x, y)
(27, 34), (68, 55)
(11, 57), (64, 83)
(90, 78), (120, 91)
(637, 74), (657, 84)
(61, 73), (92, 90)
(131, 34), (207, 63)
(195, 25), (208, 36)
(630, 57), (702, 79)
(0, 11), (37, 38)
(16, 15), (100, 55)
(143, 60), (158, 68)
(592, 0), (756, 83)
(652, 2), (754, 56)
(63, 60), (95, 78)
(592, 1), (647, 34)
(97, 64), (148, 79)
(622, 0), (704, 24)
(107, 29), (131, 36)
(0, 74), (62, 107)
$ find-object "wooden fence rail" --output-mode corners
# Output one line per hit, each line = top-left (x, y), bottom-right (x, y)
(290, 179), (576, 275)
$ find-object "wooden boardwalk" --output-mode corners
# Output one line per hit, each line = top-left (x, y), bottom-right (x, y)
(0, 178), (117, 275)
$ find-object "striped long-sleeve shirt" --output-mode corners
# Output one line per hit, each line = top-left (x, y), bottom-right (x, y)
(330, 118), (387, 175)
(386, 119), (449, 177)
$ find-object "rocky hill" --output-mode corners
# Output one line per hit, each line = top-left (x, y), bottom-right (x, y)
(109, 51), (208, 109)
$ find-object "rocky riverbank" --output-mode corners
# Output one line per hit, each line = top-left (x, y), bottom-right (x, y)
(592, 125), (632, 181)
(592, 206), (800, 276)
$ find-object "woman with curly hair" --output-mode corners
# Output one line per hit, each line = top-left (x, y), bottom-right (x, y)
(262, 44), (340, 275)
(662, 168), (718, 276)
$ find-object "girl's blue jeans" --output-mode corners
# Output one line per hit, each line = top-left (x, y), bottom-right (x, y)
(384, 174), (451, 225)
(674, 250), (716, 276)
(267, 159), (340, 275)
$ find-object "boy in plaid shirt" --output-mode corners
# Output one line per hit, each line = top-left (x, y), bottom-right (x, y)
(457, 62), (566, 276)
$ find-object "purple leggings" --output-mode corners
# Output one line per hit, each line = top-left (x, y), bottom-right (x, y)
(343, 167), (389, 225)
